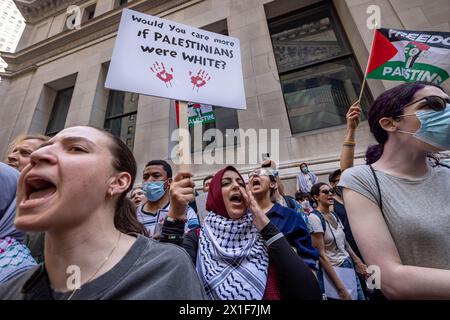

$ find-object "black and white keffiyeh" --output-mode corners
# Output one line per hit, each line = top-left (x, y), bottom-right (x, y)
(196, 211), (269, 300)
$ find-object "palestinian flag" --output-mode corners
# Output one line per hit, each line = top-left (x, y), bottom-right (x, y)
(366, 28), (450, 85)
(176, 101), (216, 127)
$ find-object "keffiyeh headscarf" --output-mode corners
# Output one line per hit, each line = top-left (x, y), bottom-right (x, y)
(198, 166), (269, 300)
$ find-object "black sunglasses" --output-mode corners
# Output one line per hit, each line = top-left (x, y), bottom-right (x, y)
(320, 189), (335, 195)
(403, 96), (449, 112)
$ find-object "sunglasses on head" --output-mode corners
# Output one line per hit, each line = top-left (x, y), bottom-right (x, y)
(320, 189), (335, 196)
(403, 96), (449, 112)
(249, 168), (276, 179)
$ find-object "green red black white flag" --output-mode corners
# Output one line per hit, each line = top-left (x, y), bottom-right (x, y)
(365, 28), (450, 85)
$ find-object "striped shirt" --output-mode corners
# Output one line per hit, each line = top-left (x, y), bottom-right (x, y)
(137, 202), (199, 238)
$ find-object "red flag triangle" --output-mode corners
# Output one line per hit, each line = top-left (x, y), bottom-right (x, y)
(367, 30), (399, 75)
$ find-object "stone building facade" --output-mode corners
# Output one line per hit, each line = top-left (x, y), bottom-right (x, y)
(1, 0), (449, 193)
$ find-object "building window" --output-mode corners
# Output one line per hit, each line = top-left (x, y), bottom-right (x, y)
(82, 3), (96, 23)
(46, 87), (74, 136)
(104, 90), (138, 150)
(186, 104), (240, 153)
(268, 2), (372, 134)
(116, 0), (128, 7)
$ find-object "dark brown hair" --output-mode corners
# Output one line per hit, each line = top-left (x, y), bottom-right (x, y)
(91, 126), (148, 236)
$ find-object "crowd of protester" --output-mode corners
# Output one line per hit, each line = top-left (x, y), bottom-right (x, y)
(0, 81), (449, 300)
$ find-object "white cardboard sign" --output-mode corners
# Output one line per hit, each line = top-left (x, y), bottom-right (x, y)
(105, 9), (246, 110)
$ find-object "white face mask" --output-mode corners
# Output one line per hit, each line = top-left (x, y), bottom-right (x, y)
(301, 200), (311, 210)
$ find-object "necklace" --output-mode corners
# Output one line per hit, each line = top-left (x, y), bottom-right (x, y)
(67, 232), (122, 300)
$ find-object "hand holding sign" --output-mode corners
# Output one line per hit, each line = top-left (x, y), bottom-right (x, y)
(150, 62), (174, 87)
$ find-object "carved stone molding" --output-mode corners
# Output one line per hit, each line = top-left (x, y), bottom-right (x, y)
(3, 0), (191, 78)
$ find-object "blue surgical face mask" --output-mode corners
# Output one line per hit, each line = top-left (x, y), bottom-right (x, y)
(398, 104), (450, 151)
(142, 181), (167, 202)
(301, 167), (309, 174)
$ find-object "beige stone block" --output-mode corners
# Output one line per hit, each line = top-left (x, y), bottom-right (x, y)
(389, 0), (427, 12)
(230, 0), (261, 14)
(398, 7), (432, 29)
(228, 6), (266, 31)
(255, 72), (280, 96)
(230, 21), (269, 43)
(48, 13), (66, 38)
(95, 0), (115, 17)
(137, 96), (171, 125)
(237, 96), (261, 122)
(162, 10), (185, 23)
(243, 76), (257, 97)
(251, 52), (277, 76)
(258, 89), (286, 118)
(250, 35), (273, 57)
(241, 56), (254, 79)
(183, 6), (230, 29)
(183, 0), (212, 20)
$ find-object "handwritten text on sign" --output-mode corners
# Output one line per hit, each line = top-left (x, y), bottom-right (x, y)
(105, 9), (246, 110)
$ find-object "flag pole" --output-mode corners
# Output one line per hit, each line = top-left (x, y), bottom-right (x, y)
(358, 25), (378, 102)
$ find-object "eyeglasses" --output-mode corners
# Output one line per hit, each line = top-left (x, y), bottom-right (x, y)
(320, 189), (335, 196)
(402, 96), (449, 112)
(248, 168), (277, 179)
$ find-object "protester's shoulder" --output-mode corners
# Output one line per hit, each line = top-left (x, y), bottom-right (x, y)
(0, 162), (19, 180)
(308, 212), (324, 233)
(0, 266), (40, 300)
(339, 165), (379, 204)
(339, 165), (374, 184)
(0, 162), (19, 199)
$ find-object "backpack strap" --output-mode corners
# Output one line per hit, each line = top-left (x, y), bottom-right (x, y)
(369, 164), (385, 219)
(311, 210), (327, 233)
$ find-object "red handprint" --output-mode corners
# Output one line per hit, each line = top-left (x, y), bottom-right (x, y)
(189, 69), (211, 92)
(150, 62), (174, 88)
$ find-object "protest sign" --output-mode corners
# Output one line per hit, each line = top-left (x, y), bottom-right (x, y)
(105, 9), (246, 109)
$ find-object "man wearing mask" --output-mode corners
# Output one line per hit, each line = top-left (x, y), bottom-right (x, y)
(297, 163), (318, 194)
(137, 160), (199, 238)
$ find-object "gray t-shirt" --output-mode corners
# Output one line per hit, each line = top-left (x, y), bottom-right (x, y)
(339, 164), (450, 269)
(0, 235), (207, 300)
(309, 213), (349, 266)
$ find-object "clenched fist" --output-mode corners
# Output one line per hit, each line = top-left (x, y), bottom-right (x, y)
(168, 171), (195, 219)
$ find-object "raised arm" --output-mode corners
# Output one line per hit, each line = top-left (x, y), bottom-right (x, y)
(340, 101), (361, 173)
(343, 188), (450, 299)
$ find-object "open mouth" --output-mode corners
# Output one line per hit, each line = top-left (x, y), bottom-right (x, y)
(24, 176), (57, 203)
(229, 193), (243, 205)
(252, 179), (261, 187)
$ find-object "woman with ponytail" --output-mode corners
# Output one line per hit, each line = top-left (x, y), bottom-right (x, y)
(339, 82), (450, 299)
(0, 126), (206, 300)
